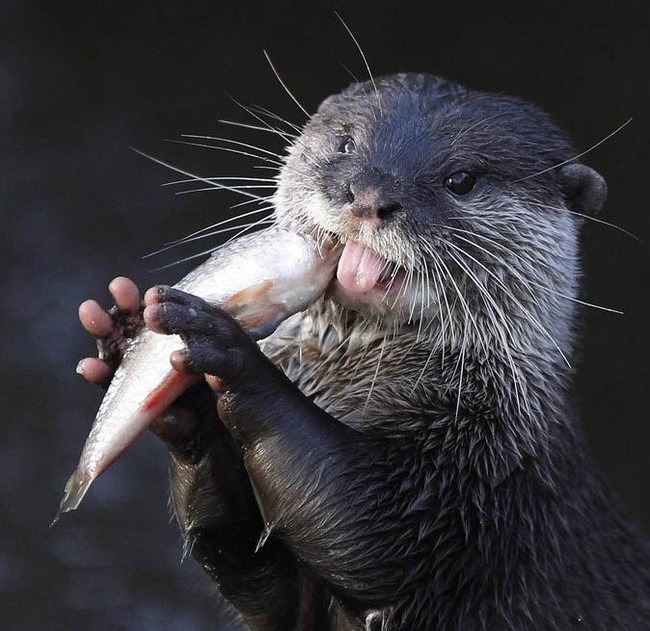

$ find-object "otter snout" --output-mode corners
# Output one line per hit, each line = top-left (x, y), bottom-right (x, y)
(344, 172), (403, 224)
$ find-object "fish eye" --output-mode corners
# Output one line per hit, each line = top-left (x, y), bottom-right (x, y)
(444, 171), (477, 196)
(338, 136), (356, 154)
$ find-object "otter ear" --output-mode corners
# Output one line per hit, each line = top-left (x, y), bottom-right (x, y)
(560, 163), (607, 216)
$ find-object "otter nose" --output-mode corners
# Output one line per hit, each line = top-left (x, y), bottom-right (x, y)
(345, 182), (403, 221)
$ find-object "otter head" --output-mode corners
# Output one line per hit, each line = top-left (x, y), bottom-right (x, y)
(274, 73), (606, 358)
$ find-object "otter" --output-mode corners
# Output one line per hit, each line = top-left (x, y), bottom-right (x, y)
(78, 73), (650, 629)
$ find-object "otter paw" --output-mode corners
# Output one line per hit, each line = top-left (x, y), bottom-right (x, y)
(77, 276), (144, 385)
(143, 286), (261, 386)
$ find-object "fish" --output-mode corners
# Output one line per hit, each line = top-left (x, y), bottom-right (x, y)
(54, 226), (340, 521)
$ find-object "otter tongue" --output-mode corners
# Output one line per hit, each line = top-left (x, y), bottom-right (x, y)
(337, 240), (386, 294)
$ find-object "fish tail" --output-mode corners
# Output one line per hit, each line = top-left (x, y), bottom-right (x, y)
(50, 469), (93, 526)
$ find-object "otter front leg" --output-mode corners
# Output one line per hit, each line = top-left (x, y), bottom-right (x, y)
(156, 385), (303, 631)
(144, 287), (424, 615)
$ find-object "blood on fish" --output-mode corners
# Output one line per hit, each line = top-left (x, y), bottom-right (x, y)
(142, 371), (201, 413)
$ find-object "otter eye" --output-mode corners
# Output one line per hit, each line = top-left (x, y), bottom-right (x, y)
(444, 171), (477, 196)
(338, 136), (356, 154)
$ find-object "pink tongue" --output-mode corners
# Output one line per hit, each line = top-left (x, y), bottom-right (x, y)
(337, 240), (387, 294)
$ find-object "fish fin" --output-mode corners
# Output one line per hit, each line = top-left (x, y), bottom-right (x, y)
(50, 469), (93, 526)
(227, 279), (274, 308)
(224, 280), (286, 339)
(242, 309), (286, 340)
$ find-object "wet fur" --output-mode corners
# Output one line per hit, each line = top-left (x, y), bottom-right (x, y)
(155, 74), (650, 629)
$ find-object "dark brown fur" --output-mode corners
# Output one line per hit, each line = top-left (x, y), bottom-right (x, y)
(144, 74), (650, 629)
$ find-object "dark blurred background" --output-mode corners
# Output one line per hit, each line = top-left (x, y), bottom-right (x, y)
(1, 0), (648, 629)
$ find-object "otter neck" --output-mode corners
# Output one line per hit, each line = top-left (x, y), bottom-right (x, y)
(302, 298), (573, 439)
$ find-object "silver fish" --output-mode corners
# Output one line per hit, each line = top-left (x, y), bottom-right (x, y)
(55, 227), (339, 520)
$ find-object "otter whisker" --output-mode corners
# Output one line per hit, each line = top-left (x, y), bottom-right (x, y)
(420, 237), (487, 357)
(145, 207), (274, 258)
(142, 207), (274, 259)
(339, 62), (360, 84)
(178, 130), (320, 177)
(426, 254), (453, 354)
(334, 11), (381, 116)
(225, 98), (302, 157)
(430, 255), (453, 367)
(217, 118), (298, 139)
(450, 228), (624, 315)
(175, 184), (272, 198)
(262, 50), (310, 119)
(223, 212), (279, 244)
(441, 235), (571, 368)
(226, 193), (275, 212)
(408, 259), (443, 394)
(165, 138), (285, 168)
(130, 147), (274, 202)
(527, 200), (642, 244)
(454, 324), (468, 422)
(381, 269), (400, 304)
(298, 141), (333, 170)
(180, 135), (283, 159)
(148, 219), (276, 271)
(514, 117), (632, 183)
(227, 95), (303, 137)
(407, 269), (421, 324)
(445, 247), (528, 416)
(255, 165), (284, 173)
(162, 176), (277, 187)
(415, 258), (432, 343)
(245, 103), (303, 134)
(389, 264), (414, 312)
(445, 227), (547, 312)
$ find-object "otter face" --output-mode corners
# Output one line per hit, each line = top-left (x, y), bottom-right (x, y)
(274, 73), (605, 344)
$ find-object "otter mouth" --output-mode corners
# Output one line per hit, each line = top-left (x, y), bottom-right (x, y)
(336, 239), (405, 295)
